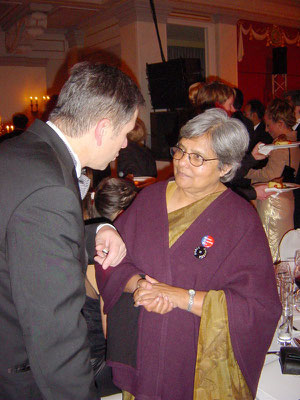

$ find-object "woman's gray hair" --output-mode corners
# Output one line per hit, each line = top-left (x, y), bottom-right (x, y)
(179, 108), (249, 182)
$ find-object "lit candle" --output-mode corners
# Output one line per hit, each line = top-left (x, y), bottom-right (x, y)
(35, 97), (38, 106)
(6, 125), (9, 133)
(30, 97), (33, 106)
(10, 125), (14, 131)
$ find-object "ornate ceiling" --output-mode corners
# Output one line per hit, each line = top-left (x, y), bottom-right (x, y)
(0, 0), (299, 55)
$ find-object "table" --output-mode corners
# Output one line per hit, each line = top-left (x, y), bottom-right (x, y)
(256, 310), (300, 400)
(102, 313), (300, 400)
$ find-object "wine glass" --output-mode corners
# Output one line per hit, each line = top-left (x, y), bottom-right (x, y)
(294, 250), (300, 312)
(275, 261), (292, 293)
(275, 262), (294, 344)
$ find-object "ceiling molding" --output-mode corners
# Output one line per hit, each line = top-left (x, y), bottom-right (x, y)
(0, 55), (48, 66)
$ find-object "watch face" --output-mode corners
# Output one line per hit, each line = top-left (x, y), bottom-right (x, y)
(189, 289), (195, 295)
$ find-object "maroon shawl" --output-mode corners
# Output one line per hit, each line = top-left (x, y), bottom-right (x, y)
(96, 181), (281, 399)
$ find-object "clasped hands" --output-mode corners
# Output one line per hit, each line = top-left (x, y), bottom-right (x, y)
(134, 275), (177, 315)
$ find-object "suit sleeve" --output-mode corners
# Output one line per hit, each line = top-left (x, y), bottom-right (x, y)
(7, 186), (97, 400)
(84, 217), (113, 264)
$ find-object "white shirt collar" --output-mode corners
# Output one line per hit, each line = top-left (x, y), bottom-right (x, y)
(46, 120), (82, 178)
(254, 123), (260, 130)
(292, 118), (300, 130)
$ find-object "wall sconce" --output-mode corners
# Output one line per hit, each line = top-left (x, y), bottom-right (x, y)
(30, 95), (50, 115)
(6, 125), (14, 133)
(30, 96), (39, 114)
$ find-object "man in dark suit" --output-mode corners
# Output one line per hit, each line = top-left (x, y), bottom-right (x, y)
(244, 99), (273, 152)
(229, 91), (271, 201)
(232, 88), (254, 141)
(0, 62), (144, 399)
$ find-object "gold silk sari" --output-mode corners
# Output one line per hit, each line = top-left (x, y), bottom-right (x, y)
(124, 182), (252, 400)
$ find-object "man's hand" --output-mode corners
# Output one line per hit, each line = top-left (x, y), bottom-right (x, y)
(94, 225), (126, 269)
(252, 142), (268, 160)
(254, 183), (273, 201)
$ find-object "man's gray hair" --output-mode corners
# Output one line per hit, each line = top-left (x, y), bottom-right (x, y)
(49, 62), (144, 137)
(179, 108), (249, 182)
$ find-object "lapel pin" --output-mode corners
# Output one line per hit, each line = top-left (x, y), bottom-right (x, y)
(194, 246), (207, 259)
(194, 236), (215, 259)
(201, 235), (214, 248)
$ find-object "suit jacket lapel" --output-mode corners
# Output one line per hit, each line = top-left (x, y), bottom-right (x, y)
(27, 119), (87, 268)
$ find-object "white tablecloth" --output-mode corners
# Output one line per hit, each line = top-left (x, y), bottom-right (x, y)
(102, 313), (300, 400)
(256, 311), (300, 400)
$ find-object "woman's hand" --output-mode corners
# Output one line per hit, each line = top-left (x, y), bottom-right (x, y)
(134, 275), (183, 314)
(139, 295), (174, 314)
(134, 275), (207, 317)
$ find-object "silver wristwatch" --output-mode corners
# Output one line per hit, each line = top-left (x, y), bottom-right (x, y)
(187, 289), (196, 312)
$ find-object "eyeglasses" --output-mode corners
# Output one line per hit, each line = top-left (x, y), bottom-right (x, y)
(170, 146), (218, 167)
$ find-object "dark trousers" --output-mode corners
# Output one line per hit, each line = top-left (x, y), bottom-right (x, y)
(0, 371), (43, 400)
(82, 296), (121, 398)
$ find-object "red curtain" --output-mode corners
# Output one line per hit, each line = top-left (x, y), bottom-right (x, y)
(237, 20), (300, 107)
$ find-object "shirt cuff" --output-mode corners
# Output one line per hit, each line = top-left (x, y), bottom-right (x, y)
(96, 223), (116, 233)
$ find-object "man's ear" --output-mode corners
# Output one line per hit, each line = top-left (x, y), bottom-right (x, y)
(94, 119), (111, 146)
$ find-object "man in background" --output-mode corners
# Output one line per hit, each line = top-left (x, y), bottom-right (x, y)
(232, 88), (254, 140)
(244, 99), (273, 151)
(0, 62), (144, 400)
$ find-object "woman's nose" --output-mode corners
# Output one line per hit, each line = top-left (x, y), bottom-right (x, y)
(178, 152), (190, 166)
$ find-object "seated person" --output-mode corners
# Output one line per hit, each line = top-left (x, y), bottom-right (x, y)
(117, 118), (157, 178)
(0, 113), (28, 143)
(82, 177), (138, 397)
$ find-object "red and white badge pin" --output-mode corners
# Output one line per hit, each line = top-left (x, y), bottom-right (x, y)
(194, 235), (215, 260)
(201, 235), (214, 248)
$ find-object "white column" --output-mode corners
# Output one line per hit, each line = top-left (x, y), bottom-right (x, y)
(214, 15), (238, 86)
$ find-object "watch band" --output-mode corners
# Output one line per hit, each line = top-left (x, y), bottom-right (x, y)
(187, 289), (196, 312)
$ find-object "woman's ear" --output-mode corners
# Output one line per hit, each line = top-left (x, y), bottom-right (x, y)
(220, 164), (232, 178)
(277, 120), (285, 130)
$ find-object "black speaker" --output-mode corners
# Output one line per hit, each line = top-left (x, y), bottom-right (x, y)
(146, 58), (204, 110)
(150, 110), (190, 160)
(272, 47), (287, 74)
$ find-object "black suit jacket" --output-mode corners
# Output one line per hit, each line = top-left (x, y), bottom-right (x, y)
(0, 120), (97, 399)
(249, 121), (273, 151)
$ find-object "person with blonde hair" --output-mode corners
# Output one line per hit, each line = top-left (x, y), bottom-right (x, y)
(195, 80), (235, 116)
(246, 98), (299, 261)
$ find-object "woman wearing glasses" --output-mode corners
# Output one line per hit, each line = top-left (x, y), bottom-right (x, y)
(96, 109), (281, 400)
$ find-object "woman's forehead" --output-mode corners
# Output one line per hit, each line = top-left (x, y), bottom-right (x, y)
(179, 134), (210, 148)
(179, 135), (215, 155)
